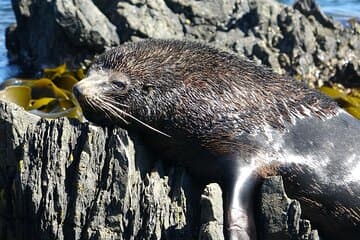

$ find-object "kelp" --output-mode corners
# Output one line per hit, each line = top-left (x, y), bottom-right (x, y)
(0, 64), (84, 120)
(319, 84), (360, 119)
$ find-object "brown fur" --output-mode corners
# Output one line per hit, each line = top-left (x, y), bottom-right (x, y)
(87, 39), (337, 156)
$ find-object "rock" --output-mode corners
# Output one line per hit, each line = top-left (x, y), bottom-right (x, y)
(54, 0), (119, 51)
(253, 41), (282, 73)
(9, 0), (119, 70)
(330, 61), (360, 87)
(258, 176), (321, 240)
(7, 0), (360, 86)
(0, 100), (200, 239)
(0, 100), (328, 240)
(5, 23), (19, 63)
(293, 0), (337, 29)
(166, 0), (235, 27)
(199, 183), (224, 240)
(199, 221), (224, 240)
(114, 0), (184, 41)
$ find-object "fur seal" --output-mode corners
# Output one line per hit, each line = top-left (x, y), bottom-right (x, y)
(73, 39), (360, 239)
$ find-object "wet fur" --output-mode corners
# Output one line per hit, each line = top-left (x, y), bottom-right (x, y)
(73, 39), (359, 239)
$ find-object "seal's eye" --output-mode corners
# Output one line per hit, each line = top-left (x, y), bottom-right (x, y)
(112, 81), (127, 91)
(109, 72), (129, 92)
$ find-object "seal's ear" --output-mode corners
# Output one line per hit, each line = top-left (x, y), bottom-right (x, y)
(142, 83), (155, 95)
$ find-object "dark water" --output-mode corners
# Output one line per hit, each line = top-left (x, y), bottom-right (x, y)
(0, 0), (359, 82)
(0, 0), (19, 82)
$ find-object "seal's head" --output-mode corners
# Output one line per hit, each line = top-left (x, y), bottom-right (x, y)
(73, 40), (191, 136)
(73, 65), (135, 126)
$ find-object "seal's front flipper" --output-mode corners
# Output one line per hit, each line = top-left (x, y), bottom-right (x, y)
(224, 166), (260, 240)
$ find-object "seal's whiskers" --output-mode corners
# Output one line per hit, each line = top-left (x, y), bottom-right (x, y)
(83, 95), (104, 118)
(91, 96), (114, 121)
(95, 96), (129, 124)
(120, 110), (171, 138)
(103, 94), (130, 108)
(98, 95), (171, 138)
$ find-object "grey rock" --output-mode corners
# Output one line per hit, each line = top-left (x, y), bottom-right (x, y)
(293, 0), (337, 29)
(166, 0), (235, 27)
(200, 183), (223, 224)
(199, 221), (224, 240)
(258, 176), (321, 240)
(298, 219), (320, 240)
(309, 229), (320, 240)
(115, 0), (184, 41)
(199, 183), (224, 240)
(330, 61), (360, 87)
(5, 23), (19, 63)
(253, 40), (282, 73)
(9, 0), (119, 70)
(7, 0), (360, 86)
(54, 0), (119, 51)
(0, 100), (200, 240)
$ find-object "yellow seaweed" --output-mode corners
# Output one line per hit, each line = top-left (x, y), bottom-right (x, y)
(53, 74), (78, 91)
(319, 86), (346, 99)
(0, 64), (84, 120)
(29, 97), (57, 110)
(319, 84), (360, 119)
(0, 85), (31, 107)
(43, 64), (67, 80)
(344, 106), (360, 119)
(343, 95), (360, 108)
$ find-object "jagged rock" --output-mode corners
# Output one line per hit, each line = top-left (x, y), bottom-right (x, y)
(6, 0), (360, 86)
(0, 100), (327, 240)
(54, 0), (119, 51)
(199, 183), (224, 240)
(0, 100), (200, 240)
(330, 62), (360, 87)
(9, 0), (119, 70)
(258, 176), (320, 240)
(105, 0), (184, 42)
(293, 0), (337, 29)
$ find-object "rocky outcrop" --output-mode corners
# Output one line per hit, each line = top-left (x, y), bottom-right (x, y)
(7, 0), (119, 71)
(0, 100), (323, 240)
(0, 100), (199, 239)
(199, 184), (224, 240)
(258, 176), (320, 240)
(6, 0), (360, 86)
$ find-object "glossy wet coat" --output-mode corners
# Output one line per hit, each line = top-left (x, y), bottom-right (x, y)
(73, 39), (360, 239)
